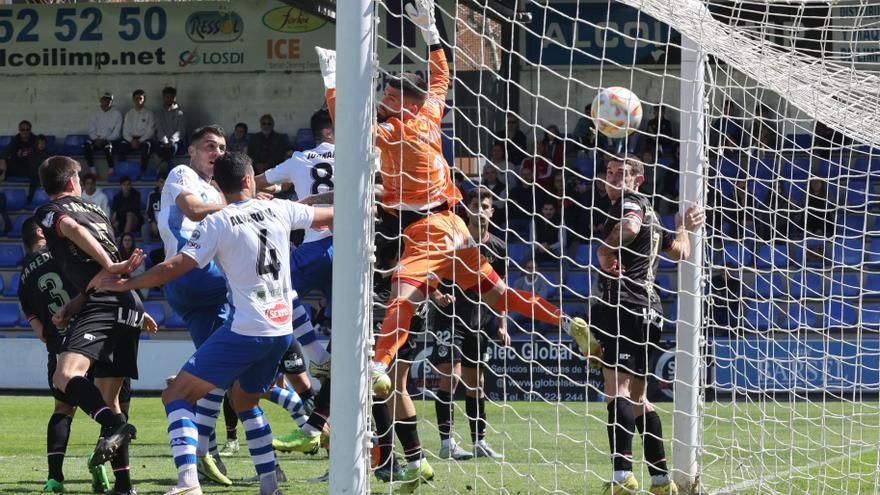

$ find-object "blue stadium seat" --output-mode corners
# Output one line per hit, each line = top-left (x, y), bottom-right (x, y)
(781, 157), (811, 182)
(745, 300), (772, 331)
(140, 167), (159, 181)
(825, 299), (858, 328)
(8, 215), (28, 237)
(0, 302), (20, 328)
(563, 272), (591, 299)
(280, 133), (290, 149)
(865, 273), (880, 297)
(0, 244), (23, 267)
(4, 189), (27, 211)
(103, 188), (120, 204)
(853, 158), (871, 173)
(722, 241), (753, 267)
(755, 273), (772, 298)
(574, 157), (595, 177)
(562, 302), (586, 318)
(0, 135), (12, 150)
(0, 273), (5, 294)
(61, 134), (88, 156)
(111, 161), (141, 180)
(817, 160), (841, 179)
(867, 238), (880, 269)
(441, 129), (454, 166)
(794, 134), (813, 149)
(801, 271), (825, 299)
(294, 128), (316, 151)
(44, 135), (58, 154)
(166, 310), (186, 328)
(829, 272), (861, 298)
(781, 303), (818, 330)
(19, 308), (29, 327)
(831, 238), (863, 266)
(143, 302), (166, 327)
(863, 305), (880, 331)
(26, 189), (49, 210)
(3, 273), (19, 297)
(748, 159), (775, 180)
(572, 243), (591, 267)
(138, 188), (153, 209)
(718, 157), (741, 179)
(655, 274), (674, 300)
(507, 243), (530, 264)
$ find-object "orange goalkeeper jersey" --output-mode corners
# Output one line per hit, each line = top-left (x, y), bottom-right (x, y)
(327, 48), (461, 213)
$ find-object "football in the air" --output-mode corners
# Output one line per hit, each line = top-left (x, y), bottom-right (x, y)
(591, 86), (643, 139)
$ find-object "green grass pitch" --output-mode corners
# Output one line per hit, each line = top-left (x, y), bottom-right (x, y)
(0, 395), (877, 494)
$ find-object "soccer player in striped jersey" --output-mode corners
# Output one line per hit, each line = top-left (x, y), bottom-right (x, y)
(93, 151), (333, 495)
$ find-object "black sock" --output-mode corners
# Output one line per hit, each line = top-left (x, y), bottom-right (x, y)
(636, 411), (668, 477)
(47, 414), (72, 482)
(372, 399), (394, 466)
(299, 387), (315, 404)
(607, 398), (634, 472)
(395, 415), (422, 463)
(434, 390), (453, 442)
(306, 380), (332, 431)
(110, 415), (131, 491)
(465, 395), (483, 444)
(477, 396), (487, 441)
(65, 376), (121, 428)
(222, 393), (238, 441)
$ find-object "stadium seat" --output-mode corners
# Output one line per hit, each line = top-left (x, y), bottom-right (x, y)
(867, 238), (880, 269)
(140, 167), (159, 181)
(294, 128), (316, 151)
(574, 157), (595, 177)
(166, 310), (186, 328)
(780, 303), (818, 330)
(562, 302), (586, 318)
(507, 243), (530, 264)
(853, 158), (870, 173)
(817, 159), (841, 179)
(745, 300), (772, 331)
(441, 129), (454, 166)
(801, 271), (825, 299)
(831, 238), (863, 266)
(829, 272), (861, 298)
(111, 161), (141, 180)
(863, 305), (880, 331)
(0, 302), (20, 328)
(280, 133), (291, 149)
(0, 135), (12, 150)
(103, 188), (120, 204)
(0, 274), (5, 294)
(138, 188), (153, 209)
(655, 273), (674, 300)
(143, 302), (166, 326)
(0, 244), (23, 267)
(562, 272), (591, 299)
(718, 157), (741, 179)
(8, 215), (28, 237)
(3, 273), (19, 297)
(748, 159), (775, 180)
(61, 134), (88, 156)
(755, 272), (772, 298)
(721, 241), (753, 267)
(865, 273), (880, 297)
(825, 299), (858, 328)
(572, 243), (591, 267)
(25, 189), (49, 210)
(4, 189), (27, 211)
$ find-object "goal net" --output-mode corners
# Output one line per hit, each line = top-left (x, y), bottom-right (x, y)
(359, 0), (880, 493)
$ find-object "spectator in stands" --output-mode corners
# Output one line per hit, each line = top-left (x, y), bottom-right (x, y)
(227, 122), (249, 154)
(531, 200), (566, 263)
(806, 177), (833, 237)
(479, 162), (507, 221)
(144, 172), (166, 241)
(571, 104), (594, 149)
(4, 120), (37, 180)
(710, 268), (744, 334)
(248, 113), (287, 173)
(709, 99), (743, 162)
(119, 89), (155, 173)
(511, 259), (553, 300)
(80, 173), (110, 216)
(110, 176), (143, 235)
(154, 86), (186, 171)
(640, 104), (673, 155)
(765, 180), (804, 241)
(0, 193), (12, 235)
(520, 142), (555, 189)
(83, 91), (123, 178)
(508, 164), (542, 221)
(495, 113), (527, 166)
(486, 142), (517, 184)
(540, 124), (566, 167)
(117, 232), (148, 299)
(27, 135), (52, 202)
(751, 104), (780, 155)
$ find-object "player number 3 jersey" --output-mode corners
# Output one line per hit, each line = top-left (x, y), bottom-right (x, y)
(180, 198), (315, 337)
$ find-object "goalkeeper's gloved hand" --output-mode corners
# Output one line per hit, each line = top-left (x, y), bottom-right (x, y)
(405, 0), (441, 46)
(315, 46), (336, 90)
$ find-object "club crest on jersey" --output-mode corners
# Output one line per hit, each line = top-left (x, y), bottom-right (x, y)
(266, 302), (292, 324)
(41, 212), (55, 228)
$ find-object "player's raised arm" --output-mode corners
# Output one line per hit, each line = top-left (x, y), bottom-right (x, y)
(663, 204), (705, 261)
(92, 252), (198, 293)
(407, 0), (448, 120)
(175, 192), (224, 222)
(57, 216), (144, 275)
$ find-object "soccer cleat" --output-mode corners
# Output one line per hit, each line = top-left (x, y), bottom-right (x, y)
(218, 439), (240, 457)
(244, 464), (287, 483)
(371, 362), (392, 397)
(305, 470), (329, 483)
(197, 454), (233, 486)
(473, 441), (503, 459)
(162, 486), (202, 495)
(43, 479), (67, 493)
(394, 460), (434, 494)
(374, 457), (406, 483)
(566, 317), (600, 360)
(602, 474), (639, 495)
(272, 430), (320, 454)
(649, 480), (679, 495)
(88, 453), (111, 494)
(106, 489), (137, 495)
(91, 423), (137, 467)
(439, 440), (474, 460)
(309, 358), (331, 380)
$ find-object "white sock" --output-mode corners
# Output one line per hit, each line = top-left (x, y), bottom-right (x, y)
(652, 474), (670, 485)
(440, 438), (452, 449)
(178, 464), (199, 488)
(302, 423), (321, 436)
(194, 388), (224, 456)
(612, 470), (633, 483)
(407, 459), (421, 470)
(259, 470), (278, 494)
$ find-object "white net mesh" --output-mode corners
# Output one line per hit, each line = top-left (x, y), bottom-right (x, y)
(366, 0), (880, 493)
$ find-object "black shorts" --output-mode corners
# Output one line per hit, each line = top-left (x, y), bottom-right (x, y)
(592, 303), (663, 376)
(48, 354), (130, 405)
(427, 320), (495, 368)
(278, 337), (307, 375)
(62, 291), (144, 379)
(396, 314), (426, 364)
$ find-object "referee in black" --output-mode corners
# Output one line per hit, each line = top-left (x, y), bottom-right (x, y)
(591, 154), (703, 495)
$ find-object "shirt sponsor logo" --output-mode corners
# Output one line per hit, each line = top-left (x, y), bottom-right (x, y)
(185, 11), (244, 43)
(41, 212), (55, 229)
(266, 302), (292, 325)
(262, 7), (327, 34)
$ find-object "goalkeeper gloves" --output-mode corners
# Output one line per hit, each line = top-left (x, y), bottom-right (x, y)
(314, 46), (336, 90)
(405, 0), (441, 46)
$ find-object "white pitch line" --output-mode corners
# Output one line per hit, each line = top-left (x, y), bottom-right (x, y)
(710, 445), (877, 494)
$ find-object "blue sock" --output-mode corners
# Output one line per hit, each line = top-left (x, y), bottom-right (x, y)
(194, 388), (224, 456)
(268, 385), (307, 427)
(239, 407), (276, 476)
(165, 399), (199, 486)
(292, 299), (329, 363)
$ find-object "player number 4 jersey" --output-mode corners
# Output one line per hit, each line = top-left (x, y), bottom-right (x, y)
(264, 141), (334, 244)
(180, 198), (315, 337)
